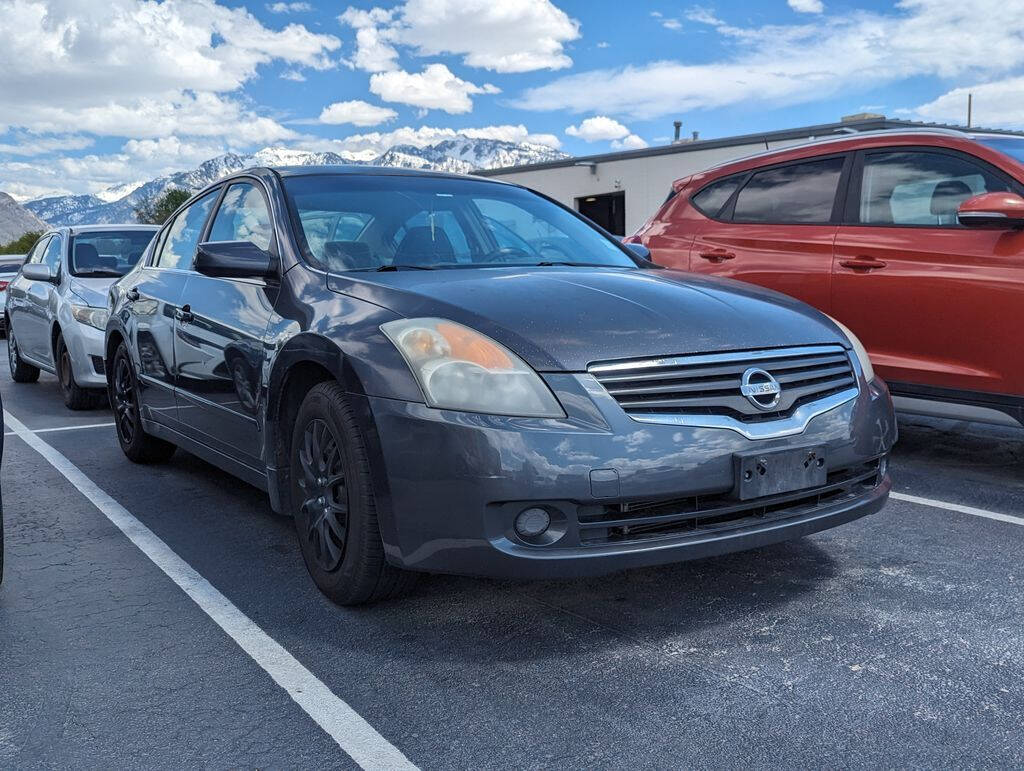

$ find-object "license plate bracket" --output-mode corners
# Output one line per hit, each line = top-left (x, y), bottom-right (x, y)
(734, 445), (827, 500)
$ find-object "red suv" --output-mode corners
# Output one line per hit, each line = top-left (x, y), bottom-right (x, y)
(629, 129), (1024, 428)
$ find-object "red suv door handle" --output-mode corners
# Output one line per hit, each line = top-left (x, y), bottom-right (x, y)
(698, 249), (736, 263)
(839, 256), (887, 272)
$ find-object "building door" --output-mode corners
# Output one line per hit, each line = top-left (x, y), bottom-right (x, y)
(576, 191), (625, 236)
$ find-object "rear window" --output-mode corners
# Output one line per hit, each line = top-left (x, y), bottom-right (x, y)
(69, 230), (157, 277)
(691, 174), (744, 218)
(0, 262), (22, 274)
(733, 157), (845, 224)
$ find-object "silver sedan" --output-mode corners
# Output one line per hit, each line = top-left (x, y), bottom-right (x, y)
(5, 225), (158, 409)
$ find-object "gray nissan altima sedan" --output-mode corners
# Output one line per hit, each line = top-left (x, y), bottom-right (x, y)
(105, 166), (897, 605)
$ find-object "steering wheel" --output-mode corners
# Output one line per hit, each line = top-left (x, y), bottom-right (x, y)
(477, 246), (534, 264)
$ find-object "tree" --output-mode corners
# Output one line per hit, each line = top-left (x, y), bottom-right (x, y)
(0, 230), (43, 255)
(134, 188), (192, 225)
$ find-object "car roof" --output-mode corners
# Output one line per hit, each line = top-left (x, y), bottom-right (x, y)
(45, 224), (160, 237)
(702, 128), (1009, 175)
(0, 254), (25, 261)
(233, 164), (513, 187)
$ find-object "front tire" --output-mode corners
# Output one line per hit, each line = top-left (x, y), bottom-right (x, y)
(110, 342), (176, 463)
(56, 332), (98, 410)
(290, 382), (417, 605)
(7, 328), (39, 383)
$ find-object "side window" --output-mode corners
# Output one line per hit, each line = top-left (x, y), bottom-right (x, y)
(691, 174), (744, 218)
(155, 190), (218, 270)
(42, 235), (63, 273)
(859, 150), (1011, 226)
(733, 157), (845, 224)
(25, 236), (51, 264)
(208, 182), (273, 250)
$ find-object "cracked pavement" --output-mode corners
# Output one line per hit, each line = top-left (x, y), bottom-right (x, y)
(0, 368), (1021, 768)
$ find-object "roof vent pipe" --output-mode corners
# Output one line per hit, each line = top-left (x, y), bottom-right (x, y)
(673, 121), (682, 142)
(692, 130), (699, 141)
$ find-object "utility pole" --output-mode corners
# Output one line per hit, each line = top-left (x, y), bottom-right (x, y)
(967, 92), (973, 128)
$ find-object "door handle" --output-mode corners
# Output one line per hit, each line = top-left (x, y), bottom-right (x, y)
(126, 287), (140, 301)
(174, 304), (193, 324)
(698, 249), (736, 263)
(839, 256), (887, 272)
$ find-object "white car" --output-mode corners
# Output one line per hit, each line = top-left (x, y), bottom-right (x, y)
(5, 225), (158, 409)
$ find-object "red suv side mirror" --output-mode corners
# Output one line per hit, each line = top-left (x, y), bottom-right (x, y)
(958, 192), (1024, 229)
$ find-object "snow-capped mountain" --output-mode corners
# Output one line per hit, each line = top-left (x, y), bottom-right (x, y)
(26, 137), (568, 226)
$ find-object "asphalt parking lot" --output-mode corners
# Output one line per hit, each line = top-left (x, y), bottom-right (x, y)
(0, 368), (1021, 769)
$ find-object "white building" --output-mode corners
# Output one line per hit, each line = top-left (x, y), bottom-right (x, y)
(476, 116), (988, 237)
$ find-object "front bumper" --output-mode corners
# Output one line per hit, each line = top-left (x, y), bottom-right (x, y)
(63, 320), (107, 388)
(364, 374), (897, 579)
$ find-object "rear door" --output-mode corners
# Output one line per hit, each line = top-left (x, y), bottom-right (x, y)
(125, 190), (220, 426)
(173, 180), (278, 467)
(832, 147), (1024, 397)
(687, 154), (849, 312)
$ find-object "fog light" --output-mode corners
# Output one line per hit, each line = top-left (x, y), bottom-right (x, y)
(515, 507), (550, 538)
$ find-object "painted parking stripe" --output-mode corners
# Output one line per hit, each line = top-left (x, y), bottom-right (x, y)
(891, 491), (1024, 527)
(3, 421), (115, 437)
(3, 409), (417, 771)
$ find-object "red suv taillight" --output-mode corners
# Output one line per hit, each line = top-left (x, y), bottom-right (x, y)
(0, 280), (9, 291)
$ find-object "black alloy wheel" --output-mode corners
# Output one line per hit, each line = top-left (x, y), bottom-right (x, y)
(297, 418), (349, 573)
(110, 343), (176, 463)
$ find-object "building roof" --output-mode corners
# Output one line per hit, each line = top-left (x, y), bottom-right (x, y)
(475, 117), (1024, 177)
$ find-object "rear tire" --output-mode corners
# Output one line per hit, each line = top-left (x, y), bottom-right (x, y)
(7, 328), (39, 383)
(290, 382), (417, 606)
(110, 342), (176, 463)
(56, 333), (98, 410)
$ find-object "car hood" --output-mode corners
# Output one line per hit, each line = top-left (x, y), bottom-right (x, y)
(67, 276), (118, 308)
(327, 266), (849, 372)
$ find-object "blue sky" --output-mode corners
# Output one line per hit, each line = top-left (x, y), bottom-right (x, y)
(2, 0), (1022, 199)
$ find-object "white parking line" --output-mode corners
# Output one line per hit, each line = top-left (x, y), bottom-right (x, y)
(3, 410), (417, 771)
(891, 491), (1024, 526)
(3, 421), (115, 437)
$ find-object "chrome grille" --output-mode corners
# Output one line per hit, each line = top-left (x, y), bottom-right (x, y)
(589, 345), (857, 422)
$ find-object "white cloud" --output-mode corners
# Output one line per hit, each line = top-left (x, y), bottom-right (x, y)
(338, 7), (400, 72)
(596, 41), (610, 48)
(565, 116), (631, 142)
(788, 0), (824, 12)
(340, 0), (579, 74)
(369, 64), (499, 114)
(909, 77), (1024, 127)
(0, 135), (94, 157)
(661, 18), (682, 30)
(517, 0), (1024, 119)
(0, 0), (340, 137)
(611, 134), (649, 150)
(267, 2), (311, 11)
(280, 69), (306, 81)
(319, 100), (398, 127)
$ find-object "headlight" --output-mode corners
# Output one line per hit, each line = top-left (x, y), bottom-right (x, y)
(381, 318), (565, 418)
(70, 304), (109, 330)
(828, 316), (874, 382)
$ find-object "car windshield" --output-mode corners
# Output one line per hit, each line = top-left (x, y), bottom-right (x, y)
(68, 230), (156, 277)
(974, 136), (1024, 166)
(282, 174), (637, 272)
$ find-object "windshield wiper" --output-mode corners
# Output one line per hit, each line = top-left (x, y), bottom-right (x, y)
(75, 270), (124, 277)
(534, 261), (616, 268)
(374, 264), (437, 271)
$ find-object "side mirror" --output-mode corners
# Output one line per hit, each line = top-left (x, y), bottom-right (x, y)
(958, 192), (1024, 229)
(624, 241), (659, 267)
(195, 241), (276, 280)
(22, 263), (56, 283)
